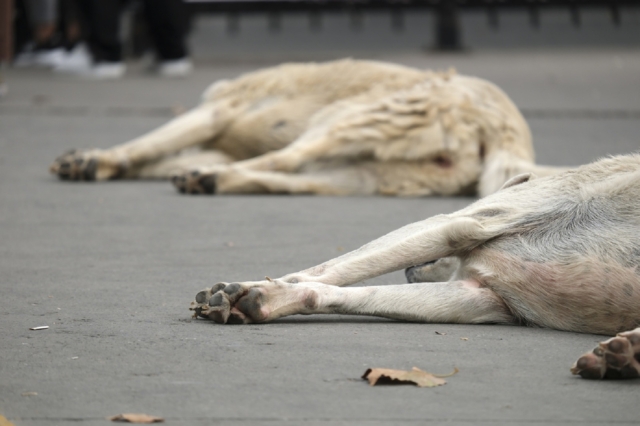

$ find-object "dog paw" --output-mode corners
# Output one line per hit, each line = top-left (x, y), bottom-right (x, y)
(50, 149), (128, 181)
(189, 280), (318, 324)
(189, 282), (271, 324)
(171, 170), (217, 195)
(571, 328), (640, 379)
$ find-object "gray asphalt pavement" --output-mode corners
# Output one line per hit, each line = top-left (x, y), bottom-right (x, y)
(1, 26), (640, 426)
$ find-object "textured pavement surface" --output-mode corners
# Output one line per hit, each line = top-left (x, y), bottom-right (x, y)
(1, 17), (640, 426)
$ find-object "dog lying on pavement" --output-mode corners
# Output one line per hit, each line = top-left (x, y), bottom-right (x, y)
(190, 153), (640, 380)
(50, 59), (565, 197)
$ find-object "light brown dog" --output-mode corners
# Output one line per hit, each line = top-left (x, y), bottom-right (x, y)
(50, 59), (565, 196)
(190, 154), (640, 380)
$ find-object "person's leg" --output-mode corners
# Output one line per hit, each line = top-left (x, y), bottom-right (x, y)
(141, 0), (189, 61)
(17, 0), (65, 68)
(59, 0), (83, 49)
(75, 0), (122, 63)
(55, 0), (124, 78)
(25, 0), (58, 43)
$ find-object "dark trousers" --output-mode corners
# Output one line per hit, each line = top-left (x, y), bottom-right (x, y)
(143, 0), (189, 61)
(77, 0), (189, 63)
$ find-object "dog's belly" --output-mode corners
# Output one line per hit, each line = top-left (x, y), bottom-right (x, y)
(464, 248), (640, 334)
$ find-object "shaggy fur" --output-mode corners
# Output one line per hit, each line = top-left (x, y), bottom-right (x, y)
(190, 154), (640, 380)
(50, 59), (566, 196)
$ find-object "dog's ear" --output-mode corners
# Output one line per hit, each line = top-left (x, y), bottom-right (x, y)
(499, 172), (537, 191)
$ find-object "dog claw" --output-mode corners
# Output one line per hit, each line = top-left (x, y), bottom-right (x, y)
(571, 328), (640, 379)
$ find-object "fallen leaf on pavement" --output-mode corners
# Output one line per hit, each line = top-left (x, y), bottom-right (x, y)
(362, 367), (459, 387)
(460, 337), (468, 341)
(0, 414), (16, 426)
(435, 331), (446, 335)
(109, 413), (164, 423)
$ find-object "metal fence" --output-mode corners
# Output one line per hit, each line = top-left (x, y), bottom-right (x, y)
(1, 0), (638, 64)
(184, 0), (638, 50)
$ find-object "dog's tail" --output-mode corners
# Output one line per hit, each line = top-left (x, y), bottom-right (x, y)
(478, 150), (571, 197)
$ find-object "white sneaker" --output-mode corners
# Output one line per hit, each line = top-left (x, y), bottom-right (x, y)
(53, 44), (91, 73)
(34, 48), (66, 68)
(14, 44), (66, 68)
(157, 58), (192, 78)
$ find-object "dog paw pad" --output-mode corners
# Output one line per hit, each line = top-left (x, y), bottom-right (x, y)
(189, 280), (281, 324)
(571, 328), (640, 379)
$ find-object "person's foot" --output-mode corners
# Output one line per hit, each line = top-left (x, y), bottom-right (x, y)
(53, 44), (92, 73)
(14, 44), (66, 68)
(157, 58), (192, 78)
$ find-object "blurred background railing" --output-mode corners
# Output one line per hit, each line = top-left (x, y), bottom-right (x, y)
(182, 0), (638, 51)
(1, 0), (639, 66)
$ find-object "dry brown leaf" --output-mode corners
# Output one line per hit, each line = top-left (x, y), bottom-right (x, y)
(0, 414), (17, 426)
(109, 413), (164, 423)
(460, 337), (469, 341)
(362, 366), (459, 388)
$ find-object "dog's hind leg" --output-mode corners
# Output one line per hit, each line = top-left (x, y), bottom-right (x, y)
(173, 157), (482, 197)
(50, 104), (226, 181)
(135, 150), (234, 181)
(191, 280), (515, 325)
(571, 328), (640, 380)
(277, 212), (510, 287)
(173, 166), (379, 195)
(196, 209), (510, 295)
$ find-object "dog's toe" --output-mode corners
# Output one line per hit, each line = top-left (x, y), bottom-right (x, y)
(571, 327), (640, 379)
(199, 174), (217, 194)
(190, 283), (228, 319)
(172, 170), (217, 195)
(207, 292), (232, 324)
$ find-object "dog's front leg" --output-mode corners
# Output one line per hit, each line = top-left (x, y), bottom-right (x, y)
(190, 280), (514, 325)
